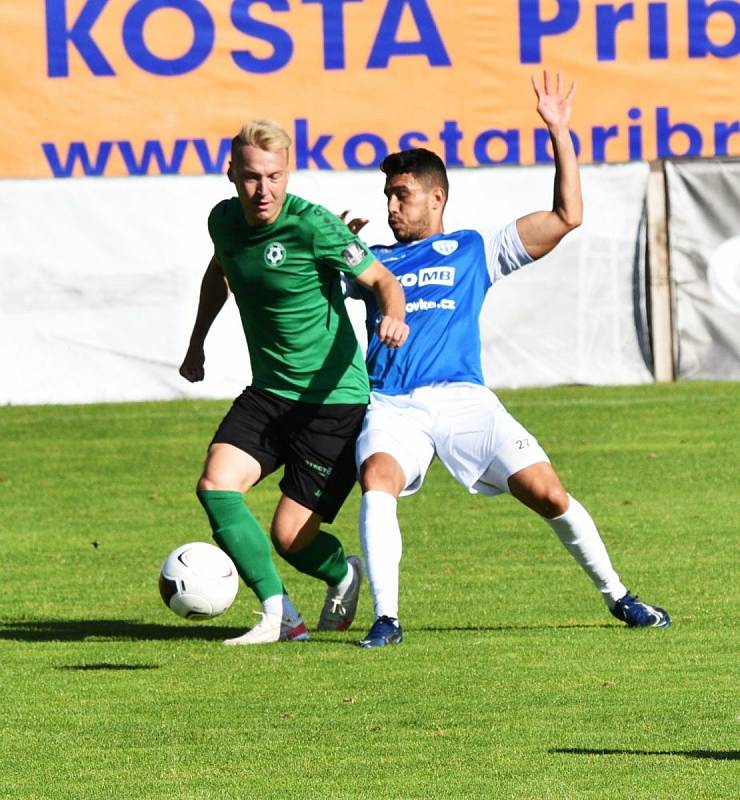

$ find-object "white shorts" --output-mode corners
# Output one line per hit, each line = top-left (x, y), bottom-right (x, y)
(356, 382), (550, 496)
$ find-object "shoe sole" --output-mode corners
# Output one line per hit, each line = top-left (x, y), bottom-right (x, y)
(358, 631), (403, 648)
(223, 622), (311, 645)
(285, 623), (310, 641)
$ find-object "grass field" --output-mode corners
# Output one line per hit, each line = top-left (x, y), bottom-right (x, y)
(1, 382), (738, 799)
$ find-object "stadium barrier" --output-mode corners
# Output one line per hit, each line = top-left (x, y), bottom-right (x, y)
(662, 159), (740, 381)
(1, 158), (738, 405)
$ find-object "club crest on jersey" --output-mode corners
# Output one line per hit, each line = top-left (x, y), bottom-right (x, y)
(432, 240), (459, 256)
(264, 242), (286, 266)
(342, 242), (367, 268)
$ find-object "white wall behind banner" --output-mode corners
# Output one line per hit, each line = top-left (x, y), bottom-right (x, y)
(0, 163), (653, 406)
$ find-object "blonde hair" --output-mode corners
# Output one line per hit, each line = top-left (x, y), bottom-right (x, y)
(232, 119), (292, 153)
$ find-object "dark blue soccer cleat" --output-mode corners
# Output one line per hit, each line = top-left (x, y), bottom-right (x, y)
(358, 615), (403, 648)
(610, 592), (671, 628)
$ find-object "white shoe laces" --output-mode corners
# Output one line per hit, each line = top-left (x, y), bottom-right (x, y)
(329, 597), (347, 616)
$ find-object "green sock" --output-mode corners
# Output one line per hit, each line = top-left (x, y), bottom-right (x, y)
(278, 530), (349, 587)
(197, 489), (284, 602)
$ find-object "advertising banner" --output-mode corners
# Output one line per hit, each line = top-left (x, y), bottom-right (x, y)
(1, 1), (738, 178)
(666, 159), (740, 380)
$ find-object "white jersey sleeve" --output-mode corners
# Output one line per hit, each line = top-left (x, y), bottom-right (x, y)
(482, 221), (534, 282)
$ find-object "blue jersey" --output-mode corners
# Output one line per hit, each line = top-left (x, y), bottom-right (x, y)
(362, 223), (532, 395)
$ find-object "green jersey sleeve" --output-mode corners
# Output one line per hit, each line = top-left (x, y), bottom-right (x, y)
(207, 198), (239, 256)
(306, 205), (376, 278)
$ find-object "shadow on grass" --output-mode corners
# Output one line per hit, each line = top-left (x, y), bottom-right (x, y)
(0, 618), (618, 642)
(0, 618), (620, 642)
(552, 748), (739, 761)
(57, 663), (161, 671)
(415, 622), (615, 632)
(0, 619), (247, 642)
(1, 619), (367, 648)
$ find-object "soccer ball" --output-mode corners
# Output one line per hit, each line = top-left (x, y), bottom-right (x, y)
(159, 542), (239, 620)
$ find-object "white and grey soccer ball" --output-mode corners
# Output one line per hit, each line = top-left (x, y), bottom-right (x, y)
(159, 542), (239, 620)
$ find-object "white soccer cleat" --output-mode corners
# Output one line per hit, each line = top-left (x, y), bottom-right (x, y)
(223, 611), (310, 645)
(317, 555), (363, 632)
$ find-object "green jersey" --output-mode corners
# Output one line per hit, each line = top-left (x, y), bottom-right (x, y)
(208, 194), (375, 404)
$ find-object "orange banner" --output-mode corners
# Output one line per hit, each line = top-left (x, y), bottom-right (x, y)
(1, 0), (738, 177)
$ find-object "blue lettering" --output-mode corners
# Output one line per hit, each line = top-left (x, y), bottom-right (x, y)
(534, 128), (581, 162)
(439, 120), (464, 166)
(45, 0), (114, 77)
(295, 119), (333, 169)
(628, 107), (643, 159)
(343, 133), (388, 168)
(656, 106), (703, 157)
(596, 2), (633, 61)
(192, 138), (232, 173)
(303, 0), (361, 70)
(231, 0), (293, 73)
(648, 2), (668, 58)
(714, 120), (740, 155)
(688, 0), (740, 58)
(474, 129), (520, 165)
(42, 141), (113, 177)
(117, 139), (189, 174)
(519, 0), (579, 64)
(592, 125), (619, 161)
(123, 0), (213, 76)
(399, 131), (429, 150)
(367, 0), (451, 68)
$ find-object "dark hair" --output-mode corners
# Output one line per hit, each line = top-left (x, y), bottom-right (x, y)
(380, 148), (449, 199)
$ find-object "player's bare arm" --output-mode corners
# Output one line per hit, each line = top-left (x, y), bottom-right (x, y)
(516, 70), (583, 260)
(179, 255), (230, 382)
(355, 260), (409, 349)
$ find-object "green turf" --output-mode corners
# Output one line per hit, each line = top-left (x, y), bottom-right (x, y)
(0, 382), (737, 799)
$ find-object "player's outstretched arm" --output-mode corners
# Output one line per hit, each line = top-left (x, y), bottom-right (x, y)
(355, 260), (409, 349)
(516, 70), (583, 260)
(179, 256), (230, 383)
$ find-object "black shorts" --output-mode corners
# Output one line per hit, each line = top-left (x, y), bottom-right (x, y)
(211, 387), (367, 523)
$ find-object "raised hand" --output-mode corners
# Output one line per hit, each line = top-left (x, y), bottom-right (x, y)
(531, 70), (576, 130)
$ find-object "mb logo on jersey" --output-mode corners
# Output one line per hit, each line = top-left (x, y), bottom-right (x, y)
(398, 267), (456, 288)
(264, 242), (287, 266)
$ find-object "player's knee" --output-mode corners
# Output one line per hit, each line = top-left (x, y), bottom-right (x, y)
(360, 454), (404, 495)
(271, 527), (297, 554)
(270, 516), (319, 554)
(197, 475), (219, 493)
(538, 485), (569, 518)
(197, 471), (254, 494)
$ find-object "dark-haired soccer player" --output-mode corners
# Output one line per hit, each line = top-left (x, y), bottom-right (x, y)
(350, 72), (671, 647)
(180, 119), (408, 644)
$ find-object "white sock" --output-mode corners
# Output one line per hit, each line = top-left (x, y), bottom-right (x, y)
(333, 561), (355, 597)
(544, 495), (628, 607)
(359, 490), (402, 620)
(262, 593), (301, 623)
(262, 594), (284, 618)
